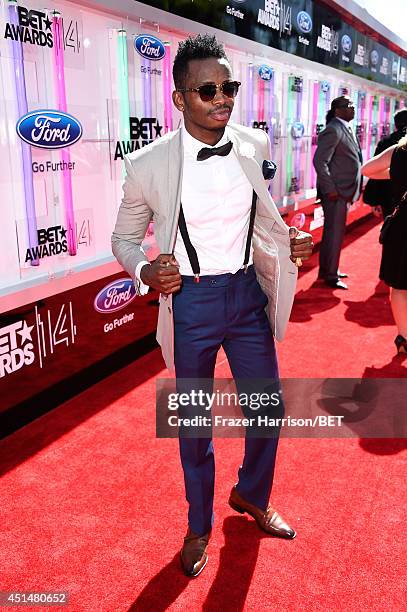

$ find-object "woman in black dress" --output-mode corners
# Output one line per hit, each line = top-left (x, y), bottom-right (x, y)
(362, 135), (407, 353)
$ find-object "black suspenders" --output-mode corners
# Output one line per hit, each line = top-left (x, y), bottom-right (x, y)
(177, 190), (257, 283)
(178, 205), (201, 283)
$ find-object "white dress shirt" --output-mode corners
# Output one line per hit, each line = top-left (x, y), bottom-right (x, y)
(336, 116), (357, 141)
(136, 126), (254, 289)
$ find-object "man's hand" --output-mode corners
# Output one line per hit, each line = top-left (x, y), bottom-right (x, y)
(327, 191), (339, 202)
(372, 206), (383, 219)
(289, 228), (314, 265)
(140, 253), (182, 295)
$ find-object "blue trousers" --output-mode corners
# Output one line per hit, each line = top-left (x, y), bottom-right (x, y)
(173, 266), (280, 536)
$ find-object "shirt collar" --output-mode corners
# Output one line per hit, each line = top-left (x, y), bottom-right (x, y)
(182, 126), (230, 159)
(336, 116), (352, 130)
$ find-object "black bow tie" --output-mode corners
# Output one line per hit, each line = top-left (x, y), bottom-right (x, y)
(197, 140), (233, 161)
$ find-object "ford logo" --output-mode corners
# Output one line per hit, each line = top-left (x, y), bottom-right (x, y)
(341, 34), (352, 54)
(94, 278), (137, 313)
(134, 34), (165, 61)
(291, 122), (305, 139)
(258, 65), (273, 81)
(296, 11), (312, 34)
(16, 110), (82, 150)
(291, 212), (306, 230)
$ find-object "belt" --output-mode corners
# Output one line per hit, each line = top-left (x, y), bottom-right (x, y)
(181, 265), (255, 286)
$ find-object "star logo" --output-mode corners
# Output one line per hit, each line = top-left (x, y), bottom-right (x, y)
(17, 321), (34, 344)
(44, 15), (52, 31)
(60, 227), (67, 239)
(154, 121), (163, 137)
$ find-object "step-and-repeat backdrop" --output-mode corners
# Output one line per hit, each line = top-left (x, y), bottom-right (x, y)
(0, 0), (405, 417)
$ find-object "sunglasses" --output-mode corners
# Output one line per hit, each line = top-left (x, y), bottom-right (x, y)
(177, 80), (241, 102)
(336, 103), (354, 108)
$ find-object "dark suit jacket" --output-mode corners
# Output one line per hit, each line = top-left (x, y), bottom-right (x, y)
(313, 117), (362, 202)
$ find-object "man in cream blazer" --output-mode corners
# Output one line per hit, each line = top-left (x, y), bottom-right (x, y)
(112, 34), (313, 577)
(113, 122), (302, 370)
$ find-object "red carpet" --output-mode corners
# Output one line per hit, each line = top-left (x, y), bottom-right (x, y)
(1, 218), (406, 611)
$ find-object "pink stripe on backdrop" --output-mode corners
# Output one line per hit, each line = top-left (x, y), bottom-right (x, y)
(258, 76), (264, 123)
(163, 44), (172, 133)
(310, 81), (319, 188)
(367, 96), (373, 154)
(52, 13), (76, 256)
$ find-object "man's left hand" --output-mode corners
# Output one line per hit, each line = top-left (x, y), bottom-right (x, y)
(289, 229), (314, 264)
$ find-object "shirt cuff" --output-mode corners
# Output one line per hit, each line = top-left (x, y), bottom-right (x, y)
(135, 261), (150, 296)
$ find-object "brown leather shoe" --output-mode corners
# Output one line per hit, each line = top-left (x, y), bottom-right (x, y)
(228, 486), (296, 539)
(180, 528), (210, 577)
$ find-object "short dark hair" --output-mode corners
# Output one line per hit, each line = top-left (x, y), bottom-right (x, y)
(326, 96), (351, 124)
(326, 109), (335, 124)
(394, 108), (407, 130)
(331, 96), (350, 111)
(173, 34), (228, 89)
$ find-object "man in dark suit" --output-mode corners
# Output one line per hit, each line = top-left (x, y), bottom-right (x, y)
(313, 96), (363, 289)
(363, 108), (407, 217)
(112, 34), (313, 577)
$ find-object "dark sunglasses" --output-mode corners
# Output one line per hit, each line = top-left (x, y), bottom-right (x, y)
(177, 80), (241, 102)
(337, 103), (354, 108)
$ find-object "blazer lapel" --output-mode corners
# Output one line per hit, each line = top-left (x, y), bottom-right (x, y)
(228, 129), (288, 233)
(166, 129), (183, 252)
(336, 119), (360, 156)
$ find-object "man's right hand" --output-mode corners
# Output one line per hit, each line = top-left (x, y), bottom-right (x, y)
(140, 253), (182, 295)
(327, 191), (339, 202)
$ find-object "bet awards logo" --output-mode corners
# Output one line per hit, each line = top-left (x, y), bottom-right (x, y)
(0, 304), (77, 378)
(0, 321), (35, 378)
(4, 5), (53, 48)
(16, 111), (83, 150)
(25, 225), (68, 263)
(257, 0), (292, 36)
(114, 116), (163, 160)
(291, 76), (303, 93)
(317, 24), (338, 54)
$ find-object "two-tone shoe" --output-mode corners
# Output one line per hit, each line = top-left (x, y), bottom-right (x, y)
(228, 486), (296, 539)
(180, 528), (211, 577)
